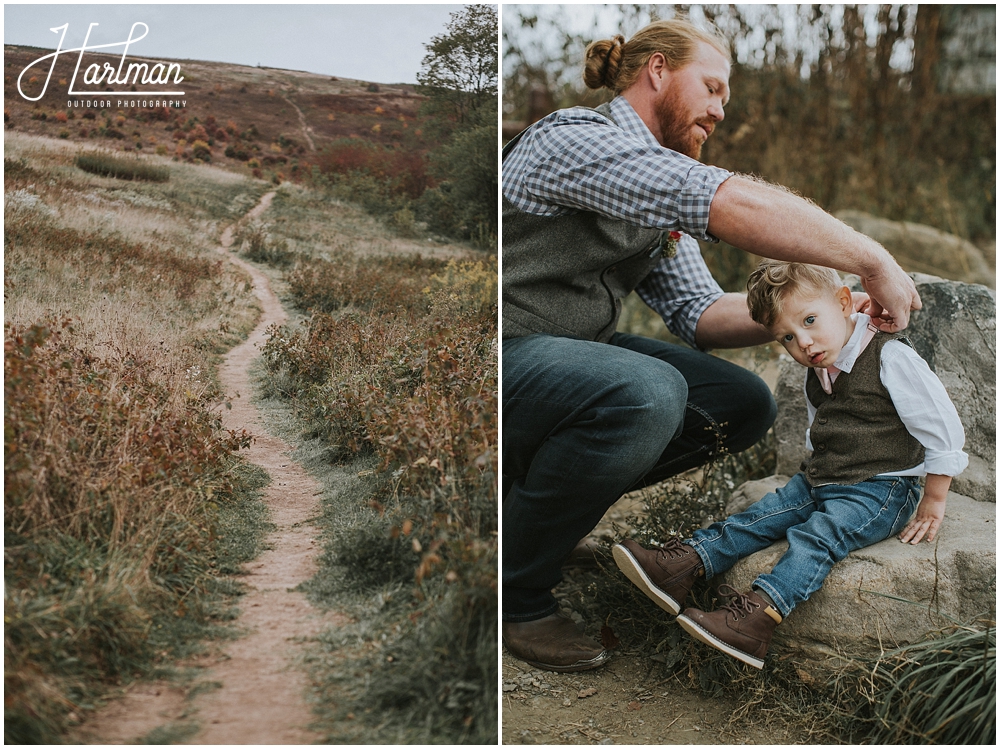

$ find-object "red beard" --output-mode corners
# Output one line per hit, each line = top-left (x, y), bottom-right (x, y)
(655, 87), (710, 160)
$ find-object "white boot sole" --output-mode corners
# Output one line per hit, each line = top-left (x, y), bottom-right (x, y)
(676, 614), (765, 669)
(612, 543), (683, 615)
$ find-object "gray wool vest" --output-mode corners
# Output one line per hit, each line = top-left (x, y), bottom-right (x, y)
(804, 331), (925, 486)
(502, 104), (668, 343)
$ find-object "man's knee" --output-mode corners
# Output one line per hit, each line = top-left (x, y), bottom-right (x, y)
(618, 363), (688, 439)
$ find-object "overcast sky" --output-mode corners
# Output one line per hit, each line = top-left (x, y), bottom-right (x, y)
(4, 3), (474, 84)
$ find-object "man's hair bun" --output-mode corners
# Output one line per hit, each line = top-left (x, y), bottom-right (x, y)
(583, 34), (626, 90)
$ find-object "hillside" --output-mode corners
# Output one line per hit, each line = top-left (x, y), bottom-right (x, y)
(5, 44), (431, 181)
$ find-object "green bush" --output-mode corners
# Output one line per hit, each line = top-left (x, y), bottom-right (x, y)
(236, 220), (294, 268)
(75, 151), (169, 182)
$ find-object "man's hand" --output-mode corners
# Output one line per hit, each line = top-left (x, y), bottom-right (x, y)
(860, 265), (922, 332)
(851, 292), (871, 314)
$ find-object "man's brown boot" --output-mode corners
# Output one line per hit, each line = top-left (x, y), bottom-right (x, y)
(612, 537), (704, 615)
(676, 585), (781, 669)
(502, 613), (610, 673)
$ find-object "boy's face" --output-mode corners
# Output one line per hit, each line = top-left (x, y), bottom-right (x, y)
(771, 285), (855, 369)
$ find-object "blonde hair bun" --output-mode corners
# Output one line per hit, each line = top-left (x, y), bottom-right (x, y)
(583, 34), (625, 90)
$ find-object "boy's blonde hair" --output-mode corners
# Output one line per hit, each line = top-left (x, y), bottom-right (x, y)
(746, 260), (842, 328)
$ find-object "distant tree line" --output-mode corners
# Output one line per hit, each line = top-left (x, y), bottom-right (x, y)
(314, 4), (497, 250)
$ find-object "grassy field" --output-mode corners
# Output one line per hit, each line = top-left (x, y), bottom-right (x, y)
(3, 132), (275, 743)
(4, 130), (497, 744)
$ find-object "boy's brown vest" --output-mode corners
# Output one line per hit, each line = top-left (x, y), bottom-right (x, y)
(804, 331), (924, 486)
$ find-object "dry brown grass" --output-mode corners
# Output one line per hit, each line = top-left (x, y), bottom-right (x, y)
(4, 133), (266, 743)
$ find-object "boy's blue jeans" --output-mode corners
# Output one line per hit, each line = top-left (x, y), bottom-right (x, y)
(686, 472), (922, 618)
(502, 332), (776, 622)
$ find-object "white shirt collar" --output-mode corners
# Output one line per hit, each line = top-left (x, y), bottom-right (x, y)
(832, 313), (873, 374)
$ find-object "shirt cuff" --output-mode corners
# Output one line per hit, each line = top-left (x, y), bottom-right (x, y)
(681, 165), (732, 242)
(923, 449), (969, 478)
(687, 289), (726, 350)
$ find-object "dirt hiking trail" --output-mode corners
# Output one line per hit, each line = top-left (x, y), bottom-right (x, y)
(74, 192), (344, 744)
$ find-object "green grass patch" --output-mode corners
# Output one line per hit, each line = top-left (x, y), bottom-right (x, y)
(75, 151), (170, 182)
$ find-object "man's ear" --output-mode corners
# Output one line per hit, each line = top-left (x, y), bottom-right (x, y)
(647, 52), (667, 92)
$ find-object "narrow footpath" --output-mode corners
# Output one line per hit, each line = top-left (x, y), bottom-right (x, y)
(75, 192), (341, 744)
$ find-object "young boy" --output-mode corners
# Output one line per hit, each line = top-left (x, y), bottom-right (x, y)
(613, 260), (968, 669)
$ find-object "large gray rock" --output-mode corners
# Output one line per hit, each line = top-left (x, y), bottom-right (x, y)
(836, 210), (995, 287)
(775, 274), (996, 502)
(719, 478), (996, 660)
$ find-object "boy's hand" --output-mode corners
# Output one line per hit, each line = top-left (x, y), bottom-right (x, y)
(898, 496), (946, 544)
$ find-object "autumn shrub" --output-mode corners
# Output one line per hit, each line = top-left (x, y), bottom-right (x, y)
(75, 151), (170, 182)
(285, 252), (444, 315)
(261, 249), (497, 741)
(315, 138), (430, 200)
(191, 139), (212, 162)
(4, 320), (255, 743)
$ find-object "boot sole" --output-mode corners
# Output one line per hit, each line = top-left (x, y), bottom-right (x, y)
(612, 543), (683, 615)
(521, 651), (611, 673)
(502, 641), (611, 673)
(676, 614), (764, 669)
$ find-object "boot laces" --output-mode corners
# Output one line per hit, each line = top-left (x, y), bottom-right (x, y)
(655, 536), (689, 560)
(717, 584), (759, 621)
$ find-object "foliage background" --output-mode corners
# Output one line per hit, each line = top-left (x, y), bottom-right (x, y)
(316, 4), (498, 250)
(503, 3), (995, 292)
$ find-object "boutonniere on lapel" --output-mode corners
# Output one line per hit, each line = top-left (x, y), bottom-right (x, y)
(650, 230), (683, 259)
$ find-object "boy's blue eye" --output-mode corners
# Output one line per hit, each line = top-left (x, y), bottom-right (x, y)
(804, 315), (816, 325)
(783, 334), (794, 342)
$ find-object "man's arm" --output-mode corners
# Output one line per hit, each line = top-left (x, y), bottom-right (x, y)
(708, 175), (921, 331)
(695, 293), (771, 349)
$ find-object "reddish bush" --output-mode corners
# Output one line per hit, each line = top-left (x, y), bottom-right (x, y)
(315, 140), (430, 199)
(187, 124), (209, 142)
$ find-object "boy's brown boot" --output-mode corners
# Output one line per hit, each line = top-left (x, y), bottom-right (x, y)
(612, 537), (704, 615)
(676, 585), (781, 669)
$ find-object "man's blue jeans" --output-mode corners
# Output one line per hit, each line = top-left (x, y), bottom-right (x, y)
(686, 472), (922, 617)
(503, 332), (776, 622)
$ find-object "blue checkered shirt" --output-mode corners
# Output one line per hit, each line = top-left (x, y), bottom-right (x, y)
(503, 96), (732, 347)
